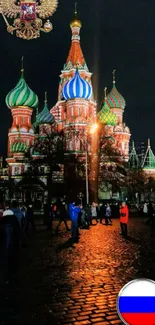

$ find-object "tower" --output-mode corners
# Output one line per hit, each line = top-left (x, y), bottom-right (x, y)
(98, 87), (117, 132)
(106, 70), (131, 160)
(6, 58), (38, 176)
(34, 91), (55, 136)
(50, 6), (97, 143)
(107, 70), (125, 123)
(142, 139), (155, 176)
(128, 141), (139, 168)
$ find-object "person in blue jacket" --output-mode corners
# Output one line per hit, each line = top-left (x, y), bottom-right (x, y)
(69, 201), (81, 242)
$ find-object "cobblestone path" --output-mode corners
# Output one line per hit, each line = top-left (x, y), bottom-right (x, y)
(1, 218), (155, 325)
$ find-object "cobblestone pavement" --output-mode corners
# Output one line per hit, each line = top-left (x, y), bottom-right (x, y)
(1, 217), (155, 325)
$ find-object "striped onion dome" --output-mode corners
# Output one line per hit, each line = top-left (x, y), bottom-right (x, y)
(62, 68), (92, 100)
(36, 93), (54, 125)
(107, 73), (125, 110)
(98, 99), (117, 126)
(6, 72), (38, 109)
(10, 141), (27, 153)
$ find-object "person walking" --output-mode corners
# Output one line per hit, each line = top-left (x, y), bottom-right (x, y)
(105, 203), (112, 225)
(120, 202), (129, 238)
(69, 201), (81, 242)
(0, 203), (4, 221)
(146, 201), (154, 225)
(91, 202), (98, 225)
(100, 203), (106, 224)
(80, 206), (89, 229)
(143, 202), (148, 217)
(2, 209), (26, 283)
(10, 200), (24, 226)
(55, 202), (70, 234)
(85, 204), (91, 226)
(25, 204), (36, 233)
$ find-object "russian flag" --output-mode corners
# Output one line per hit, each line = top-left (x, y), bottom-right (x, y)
(117, 278), (155, 325)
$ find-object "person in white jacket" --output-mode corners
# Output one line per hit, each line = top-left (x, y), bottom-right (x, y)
(91, 203), (98, 225)
(143, 202), (148, 216)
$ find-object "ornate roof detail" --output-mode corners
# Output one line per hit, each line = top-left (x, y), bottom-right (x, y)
(64, 6), (88, 71)
(36, 92), (55, 125)
(142, 139), (155, 169)
(107, 70), (126, 110)
(98, 87), (117, 126)
(129, 141), (139, 168)
(62, 68), (92, 100)
(6, 59), (38, 109)
(10, 140), (27, 153)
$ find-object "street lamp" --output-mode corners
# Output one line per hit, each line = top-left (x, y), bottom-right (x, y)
(85, 123), (98, 205)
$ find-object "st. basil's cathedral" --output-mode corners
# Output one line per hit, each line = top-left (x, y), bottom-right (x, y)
(1, 12), (155, 202)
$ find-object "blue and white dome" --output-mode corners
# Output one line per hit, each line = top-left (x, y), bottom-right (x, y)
(62, 69), (92, 100)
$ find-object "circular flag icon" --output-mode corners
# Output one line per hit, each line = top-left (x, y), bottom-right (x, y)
(117, 278), (155, 325)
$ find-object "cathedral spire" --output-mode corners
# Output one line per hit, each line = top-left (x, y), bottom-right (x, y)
(64, 4), (88, 71)
(129, 141), (139, 169)
(142, 139), (155, 169)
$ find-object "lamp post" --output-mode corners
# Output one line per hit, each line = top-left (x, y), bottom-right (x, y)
(85, 148), (89, 205)
(85, 123), (98, 205)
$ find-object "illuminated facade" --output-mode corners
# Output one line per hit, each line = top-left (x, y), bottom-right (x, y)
(5, 67), (38, 177)
(50, 14), (96, 155)
(2, 12), (132, 202)
(98, 73), (131, 161)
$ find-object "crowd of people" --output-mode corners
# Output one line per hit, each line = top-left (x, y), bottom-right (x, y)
(0, 200), (35, 283)
(0, 199), (130, 283)
(143, 201), (155, 225)
(67, 201), (129, 242)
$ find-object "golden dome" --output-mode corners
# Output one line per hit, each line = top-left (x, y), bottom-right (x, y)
(70, 18), (82, 28)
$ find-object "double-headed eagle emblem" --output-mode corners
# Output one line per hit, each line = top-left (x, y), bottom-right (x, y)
(0, 0), (58, 39)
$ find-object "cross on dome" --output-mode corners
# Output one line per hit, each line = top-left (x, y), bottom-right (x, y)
(44, 91), (48, 103)
(104, 87), (107, 99)
(113, 69), (116, 85)
(74, 2), (77, 17)
(106, 69), (126, 110)
(21, 56), (24, 75)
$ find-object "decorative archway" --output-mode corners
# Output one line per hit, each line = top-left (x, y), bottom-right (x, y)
(14, 177), (47, 205)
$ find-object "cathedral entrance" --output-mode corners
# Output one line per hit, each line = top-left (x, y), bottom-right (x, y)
(14, 178), (47, 210)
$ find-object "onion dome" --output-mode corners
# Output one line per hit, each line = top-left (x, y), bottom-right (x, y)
(62, 68), (92, 100)
(6, 58), (38, 109)
(36, 92), (54, 125)
(107, 70), (125, 110)
(98, 88), (117, 126)
(10, 140), (27, 153)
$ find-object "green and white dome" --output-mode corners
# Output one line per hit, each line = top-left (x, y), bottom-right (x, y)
(10, 140), (28, 153)
(36, 92), (55, 125)
(6, 72), (38, 109)
(98, 99), (117, 126)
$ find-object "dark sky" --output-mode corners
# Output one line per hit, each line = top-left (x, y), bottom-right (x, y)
(0, 0), (155, 156)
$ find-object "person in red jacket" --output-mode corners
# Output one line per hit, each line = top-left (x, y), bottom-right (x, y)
(120, 202), (129, 238)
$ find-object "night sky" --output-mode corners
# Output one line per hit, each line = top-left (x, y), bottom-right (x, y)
(0, 0), (155, 156)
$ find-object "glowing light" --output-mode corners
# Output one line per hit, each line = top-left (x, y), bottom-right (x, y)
(89, 123), (98, 134)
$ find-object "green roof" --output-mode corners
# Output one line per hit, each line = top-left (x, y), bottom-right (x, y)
(6, 73), (38, 109)
(98, 100), (117, 126)
(10, 141), (27, 153)
(143, 145), (155, 169)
